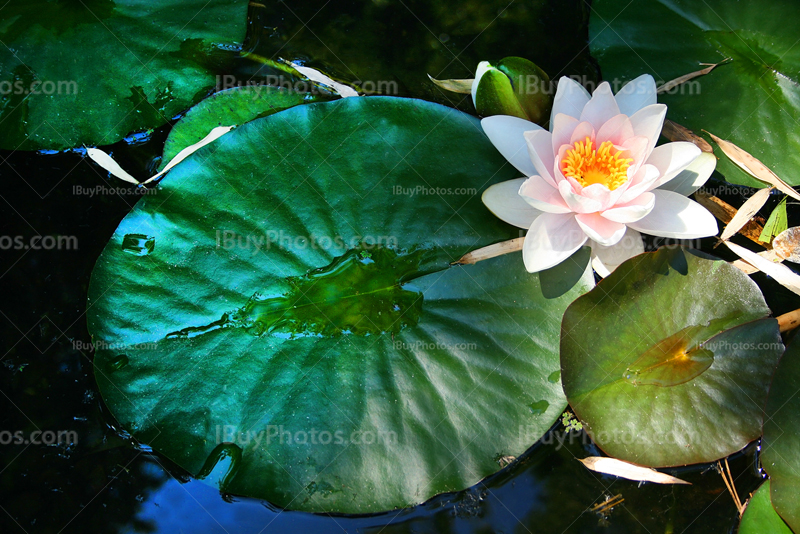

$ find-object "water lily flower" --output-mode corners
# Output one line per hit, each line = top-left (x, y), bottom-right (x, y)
(481, 74), (718, 275)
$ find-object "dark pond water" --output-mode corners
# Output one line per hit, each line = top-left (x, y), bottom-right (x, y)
(2, 1), (797, 532)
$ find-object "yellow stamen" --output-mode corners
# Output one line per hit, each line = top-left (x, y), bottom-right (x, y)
(561, 136), (632, 190)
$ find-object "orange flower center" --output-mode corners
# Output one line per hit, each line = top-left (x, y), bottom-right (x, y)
(561, 136), (632, 190)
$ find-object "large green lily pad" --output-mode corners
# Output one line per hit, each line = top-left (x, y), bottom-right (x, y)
(739, 481), (794, 534)
(561, 248), (783, 467)
(762, 335), (800, 532)
(0, 0), (248, 151)
(589, 0), (800, 187)
(87, 97), (594, 513)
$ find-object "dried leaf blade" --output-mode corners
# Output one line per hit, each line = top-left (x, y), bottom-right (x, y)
(706, 132), (800, 201)
(719, 187), (773, 243)
(661, 120), (713, 153)
(579, 457), (690, 485)
(656, 58), (731, 94)
(428, 74), (474, 94)
(725, 241), (800, 296)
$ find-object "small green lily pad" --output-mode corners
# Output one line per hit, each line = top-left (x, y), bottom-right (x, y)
(159, 86), (332, 170)
(561, 248), (784, 467)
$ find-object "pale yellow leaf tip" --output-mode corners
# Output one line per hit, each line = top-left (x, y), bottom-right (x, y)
(86, 148), (140, 185)
(142, 125), (234, 185)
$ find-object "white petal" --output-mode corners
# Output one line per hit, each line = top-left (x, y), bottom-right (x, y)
(644, 142), (701, 190)
(523, 213), (588, 273)
(614, 74), (657, 116)
(550, 77), (591, 125)
(524, 129), (556, 185)
(481, 115), (543, 176)
(629, 103), (667, 160)
(591, 229), (644, 277)
(580, 82), (620, 131)
(628, 190), (718, 239)
(601, 192), (655, 223)
(472, 61), (493, 107)
(482, 178), (542, 229)
(657, 152), (717, 196)
(520, 175), (572, 213)
(575, 213), (627, 246)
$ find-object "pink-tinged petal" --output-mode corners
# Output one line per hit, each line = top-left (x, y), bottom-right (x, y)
(581, 183), (613, 210)
(558, 180), (603, 213)
(580, 82), (621, 131)
(519, 175), (571, 213)
(575, 213), (627, 246)
(628, 190), (718, 239)
(614, 74), (657, 116)
(629, 103), (667, 159)
(601, 192), (655, 223)
(657, 152), (717, 196)
(619, 135), (650, 171)
(570, 121), (596, 145)
(590, 229), (644, 277)
(481, 115), (542, 176)
(482, 178), (542, 229)
(596, 114), (634, 146)
(644, 142), (701, 190)
(523, 129), (556, 186)
(551, 113), (580, 153)
(617, 164), (660, 204)
(550, 77), (591, 123)
(522, 213), (588, 273)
